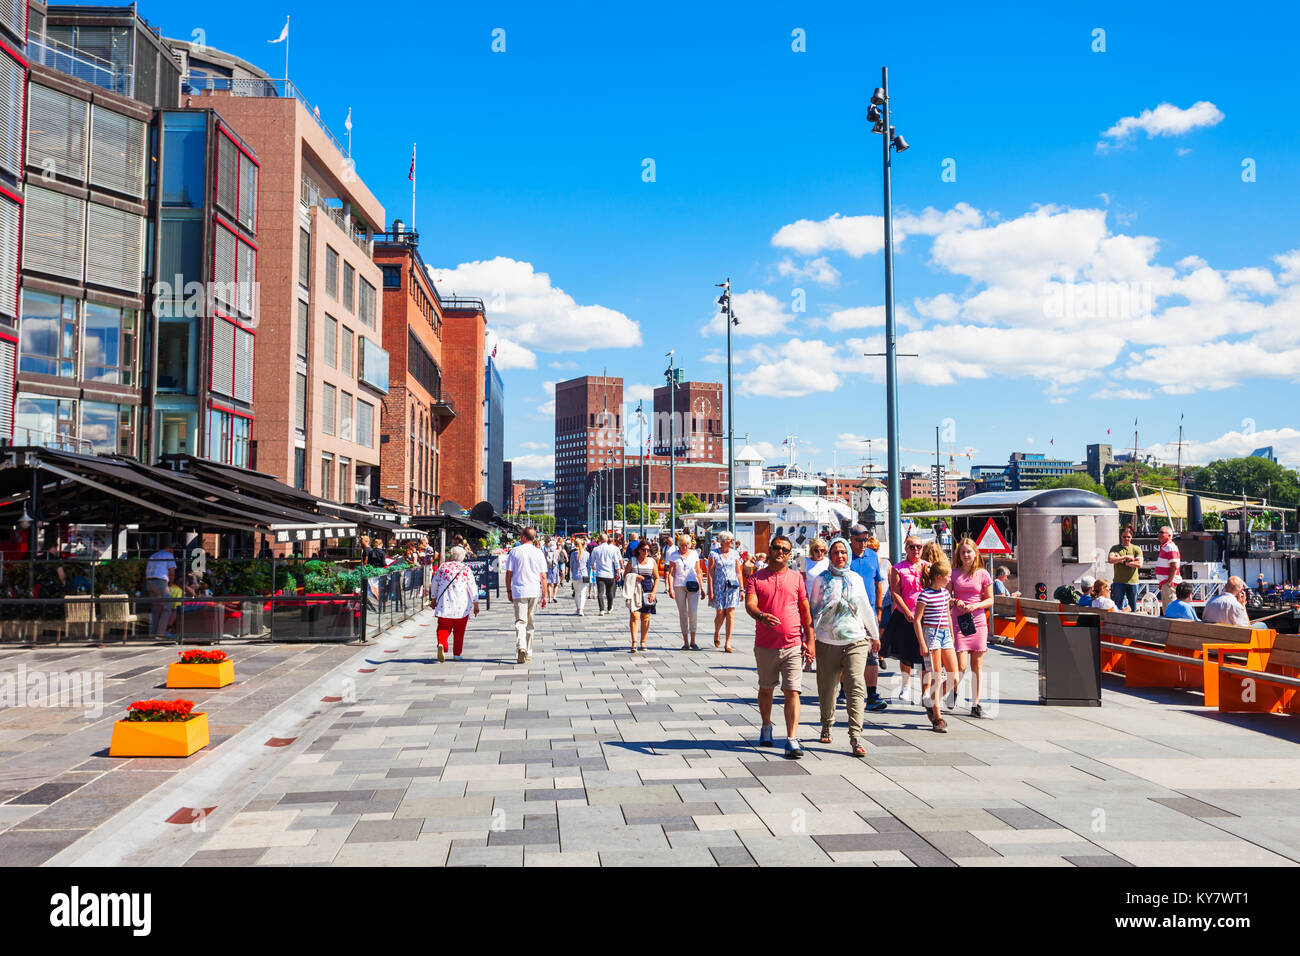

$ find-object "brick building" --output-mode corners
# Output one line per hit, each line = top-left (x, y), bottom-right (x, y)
(653, 379), (723, 463)
(436, 292), (486, 509)
(373, 224), (450, 514)
(185, 79), (387, 504)
(554, 375), (625, 529)
(899, 471), (964, 505)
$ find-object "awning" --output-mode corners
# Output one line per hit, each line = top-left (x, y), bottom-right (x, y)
(1115, 492), (1238, 519)
(411, 513), (495, 538)
(902, 506), (1017, 519)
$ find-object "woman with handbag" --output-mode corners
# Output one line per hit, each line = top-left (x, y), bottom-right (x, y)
(431, 546), (479, 663)
(809, 537), (880, 756)
(708, 531), (744, 652)
(624, 540), (658, 652)
(667, 533), (709, 650)
(569, 538), (591, 616)
(948, 536), (993, 717)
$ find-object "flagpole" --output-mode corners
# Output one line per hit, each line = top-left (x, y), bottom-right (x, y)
(285, 16), (289, 83)
(411, 142), (416, 230)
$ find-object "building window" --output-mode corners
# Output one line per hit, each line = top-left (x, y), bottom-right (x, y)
(325, 245), (338, 298)
(339, 457), (351, 503)
(27, 85), (88, 181)
(82, 303), (135, 386)
(358, 279), (375, 328)
(381, 265), (401, 289)
(78, 402), (134, 457)
(23, 185), (85, 281)
(324, 314), (337, 367)
(89, 106), (145, 198)
(295, 373), (307, 432)
(15, 394), (76, 448)
(294, 446), (306, 489)
(322, 382), (336, 436)
(356, 399), (373, 448)
(343, 262), (355, 312)
(320, 453), (334, 500)
(340, 391), (353, 442)
(157, 318), (196, 393)
(19, 290), (76, 378)
(297, 300), (309, 360)
(298, 228), (310, 287)
(161, 111), (206, 208)
(341, 327), (354, 375)
(0, 52), (23, 178)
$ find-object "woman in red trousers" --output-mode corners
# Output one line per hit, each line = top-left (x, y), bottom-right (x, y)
(431, 545), (479, 662)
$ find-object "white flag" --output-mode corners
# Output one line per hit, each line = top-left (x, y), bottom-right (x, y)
(269, 17), (289, 43)
(344, 107), (352, 132)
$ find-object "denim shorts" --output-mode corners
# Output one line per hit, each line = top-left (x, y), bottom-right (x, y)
(923, 626), (954, 651)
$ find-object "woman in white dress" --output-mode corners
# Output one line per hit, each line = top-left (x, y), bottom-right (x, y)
(667, 533), (710, 650)
(708, 532), (745, 653)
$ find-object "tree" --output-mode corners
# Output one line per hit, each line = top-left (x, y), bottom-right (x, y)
(1104, 463), (1179, 501)
(673, 494), (709, 518)
(902, 497), (938, 529)
(624, 501), (659, 526)
(1190, 457), (1300, 511)
(1035, 473), (1108, 496)
(613, 504), (624, 520)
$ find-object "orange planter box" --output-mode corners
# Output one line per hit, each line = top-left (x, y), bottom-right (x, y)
(166, 660), (235, 688)
(109, 713), (209, 757)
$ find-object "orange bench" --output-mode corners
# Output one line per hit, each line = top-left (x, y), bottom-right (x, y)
(991, 596), (1060, 649)
(1203, 632), (1300, 714)
(1098, 613), (1256, 691)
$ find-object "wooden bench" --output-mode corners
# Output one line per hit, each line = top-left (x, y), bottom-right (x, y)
(1204, 632), (1300, 714)
(1098, 613), (1257, 691)
(991, 596), (1061, 649)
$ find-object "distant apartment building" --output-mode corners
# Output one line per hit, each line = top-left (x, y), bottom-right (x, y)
(373, 223), (449, 514)
(555, 375), (624, 529)
(0, 4), (29, 440)
(484, 355), (503, 512)
(436, 290), (486, 509)
(523, 479), (553, 514)
(1007, 452), (1073, 490)
(899, 471), (963, 505)
(970, 465), (1009, 493)
(182, 62), (388, 504)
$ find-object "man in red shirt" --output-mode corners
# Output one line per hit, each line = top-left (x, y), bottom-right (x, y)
(1154, 525), (1181, 610)
(745, 534), (815, 758)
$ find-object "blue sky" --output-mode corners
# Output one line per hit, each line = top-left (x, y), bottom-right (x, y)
(153, 1), (1300, 478)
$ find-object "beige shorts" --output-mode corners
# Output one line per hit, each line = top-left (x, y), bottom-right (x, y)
(755, 645), (803, 693)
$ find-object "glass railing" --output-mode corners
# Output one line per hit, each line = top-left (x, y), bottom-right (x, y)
(29, 36), (130, 97)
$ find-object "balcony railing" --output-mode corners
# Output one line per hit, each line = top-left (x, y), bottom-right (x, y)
(13, 428), (93, 455)
(181, 74), (347, 159)
(30, 36), (129, 97)
(301, 176), (372, 254)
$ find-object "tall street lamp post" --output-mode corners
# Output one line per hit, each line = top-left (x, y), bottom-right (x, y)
(867, 67), (910, 562)
(717, 279), (739, 534)
(665, 350), (676, 534)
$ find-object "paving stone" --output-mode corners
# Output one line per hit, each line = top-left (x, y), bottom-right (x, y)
(345, 819), (424, 843)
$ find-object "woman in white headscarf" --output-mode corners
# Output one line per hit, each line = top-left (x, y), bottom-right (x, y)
(808, 537), (880, 758)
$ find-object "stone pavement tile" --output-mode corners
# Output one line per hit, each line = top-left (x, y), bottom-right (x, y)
(741, 760), (810, 777)
(394, 796), (494, 819)
(1149, 796), (1240, 819)
(738, 832), (834, 867)
(692, 813), (769, 832)
(667, 829), (744, 850)
(586, 785), (681, 805)
(987, 842), (1104, 858)
(183, 848), (268, 866)
(523, 849), (600, 867)
(856, 813), (912, 832)
(812, 831), (932, 854)
(1064, 855), (1135, 867)
(279, 789), (366, 804)
(288, 813), (361, 831)
(894, 808), (1012, 832)
(988, 807), (1062, 830)
(560, 824), (671, 852)
(1095, 839), (1297, 867)
(598, 848), (717, 866)
(700, 776), (766, 790)
(523, 787), (586, 802)
(622, 802), (721, 822)
(487, 828), (562, 847)
(756, 775), (868, 798)
(920, 830), (1001, 859)
(439, 764), (526, 782)
(333, 837), (452, 866)
(827, 849), (910, 865)
(1203, 817), (1300, 863)
(952, 855), (1074, 867)
(345, 819), (423, 843)
(710, 845), (756, 866)
(1014, 796), (1235, 843)
(1179, 789), (1300, 816)
(203, 827), (315, 851)
(257, 844), (342, 865)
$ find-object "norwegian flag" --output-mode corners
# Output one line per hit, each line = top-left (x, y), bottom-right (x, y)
(408, 144), (416, 182)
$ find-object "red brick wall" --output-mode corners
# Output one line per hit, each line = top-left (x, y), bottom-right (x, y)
(438, 308), (485, 508)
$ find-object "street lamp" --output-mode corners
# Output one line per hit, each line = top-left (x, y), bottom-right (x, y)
(665, 350), (676, 534)
(637, 399), (647, 541)
(870, 66), (911, 562)
(717, 279), (739, 534)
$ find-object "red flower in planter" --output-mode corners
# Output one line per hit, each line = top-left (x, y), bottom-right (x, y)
(126, 699), (197, 722)
(178, 649), (228, 664)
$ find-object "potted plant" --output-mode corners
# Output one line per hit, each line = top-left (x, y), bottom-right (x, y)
(108, 699), (209, 757)
(166, 648), (235, 688)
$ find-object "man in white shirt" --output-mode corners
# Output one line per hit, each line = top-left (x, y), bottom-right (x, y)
(1203, 576), (1253, 627)
(504, 527), (548, 663)
(1154, 525), (1181, 610)
(590, 533), (624, 616)
(145, 542), (177, 636)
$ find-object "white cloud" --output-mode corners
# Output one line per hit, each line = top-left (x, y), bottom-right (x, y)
(541, 381), (556, 396)
(913, 293), (960, 321)
(700, 351), (726, 364)
(703, 290), (791, 337)
(825, 305), (885, 331)
(776, 256), (841, 287)
(1124, 341), (1300, 394)
(426, 257), (641, 352)
(547, 359), (578, 370)
(510, 454), (554, 478)
(1097, 193), (1111, 206)
(624, 384), (655, 403)
(1099, 101), (1224, 149)
(737, 339), (840, 397)
(1275, 249), (1300, 285)
(537, 399), (556, 416)
(518, 441), (550, 451)
(1176, 147), (1192, 156)
(835, 432), (884, 452)
(1147, 427), (1300, 467)
(770, 203), (981, 259)
(491, 334), (535, 369)
(1091, 386), (1152, 401)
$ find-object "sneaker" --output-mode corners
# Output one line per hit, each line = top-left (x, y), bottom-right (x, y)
(758, 724), (774, 747)
(895, 684), (910, 704)
(453, 655), (463, 661)
(970, 704), (983, 718)
(517, 648), (527, 664)
(785, 738), (804, 759)
(866, 695), (889, 712)
(837, 690), (845, 705)
(944, 686), (958, 710)
(437, 644), (445, 663)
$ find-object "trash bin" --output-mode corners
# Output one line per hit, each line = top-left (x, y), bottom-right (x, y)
(1038, 612), (1102, 706)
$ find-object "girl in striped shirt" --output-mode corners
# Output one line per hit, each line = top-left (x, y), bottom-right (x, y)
(912, 557), (958, 732)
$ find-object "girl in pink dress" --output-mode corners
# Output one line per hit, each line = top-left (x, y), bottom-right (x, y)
(949, 536), (994, 717)
(881, 535), (930, 703)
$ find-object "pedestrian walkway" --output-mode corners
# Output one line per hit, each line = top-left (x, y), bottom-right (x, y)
(20, 586), (1300, 867)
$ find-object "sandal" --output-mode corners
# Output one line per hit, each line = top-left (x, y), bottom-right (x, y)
(725, 645), (733, 653)
(714, 637), (721, 647)
(851, 740), (867, 757)
(819, 728), (832, 744)
(690, 642), (700, 650)
(682, 643), (691, 651)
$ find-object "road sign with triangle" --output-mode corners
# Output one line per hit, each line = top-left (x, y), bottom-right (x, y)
(975, 517), (1011, 553)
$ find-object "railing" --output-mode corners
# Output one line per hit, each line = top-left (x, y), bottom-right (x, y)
(182, 75), (348, 158)
(301, 176), (371, 254)
(11, 427), (92, 454)
(1246, 531), (1299, 552)
(362, 567), (431, 639)
(29, 36), (129, 96)
(438, 295), (485, 313)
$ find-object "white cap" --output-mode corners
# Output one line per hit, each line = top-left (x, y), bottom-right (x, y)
(1080, 575), (1096, 588)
